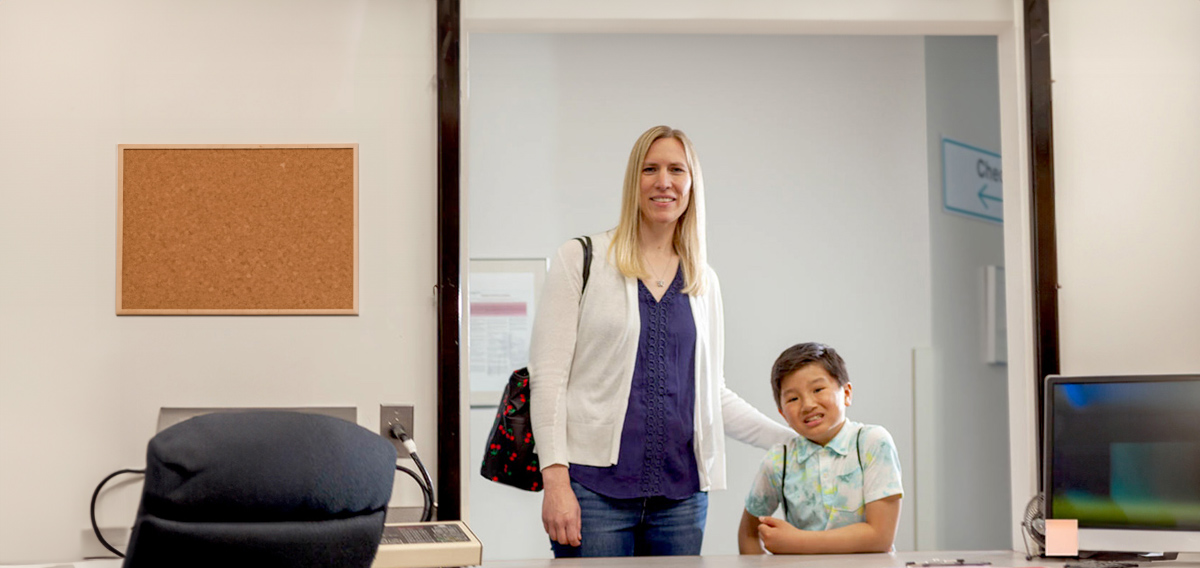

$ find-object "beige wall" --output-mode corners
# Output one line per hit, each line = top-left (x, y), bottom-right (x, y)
(1051, 0), (1200, 374)
(0, 0), (438, 562)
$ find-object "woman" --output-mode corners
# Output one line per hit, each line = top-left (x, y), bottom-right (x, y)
(528, 125), (794, 557)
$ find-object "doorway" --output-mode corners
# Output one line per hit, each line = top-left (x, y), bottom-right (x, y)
(461, 33), (1012, 559)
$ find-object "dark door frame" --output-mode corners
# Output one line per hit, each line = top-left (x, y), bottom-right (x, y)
(433, 1), (1059, 518)
(434, 0), (462, 519)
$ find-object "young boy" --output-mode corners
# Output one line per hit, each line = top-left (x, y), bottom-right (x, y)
(738, 342), (903, 554)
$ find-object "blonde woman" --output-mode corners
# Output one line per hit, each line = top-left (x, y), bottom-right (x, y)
(528, 125), (793, 557)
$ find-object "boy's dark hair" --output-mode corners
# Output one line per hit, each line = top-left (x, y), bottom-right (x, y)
(771, 342), (850, 408)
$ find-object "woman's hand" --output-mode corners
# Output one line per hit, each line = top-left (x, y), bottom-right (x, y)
(540, 465), (581, 546)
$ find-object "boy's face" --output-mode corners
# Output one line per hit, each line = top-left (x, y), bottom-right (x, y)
(777, 363), (852, 446)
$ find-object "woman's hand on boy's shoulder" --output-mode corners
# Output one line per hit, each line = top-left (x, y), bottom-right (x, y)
(756, 516), (805, 554)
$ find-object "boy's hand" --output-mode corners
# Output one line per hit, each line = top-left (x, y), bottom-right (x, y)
(757, 516), (804, 554)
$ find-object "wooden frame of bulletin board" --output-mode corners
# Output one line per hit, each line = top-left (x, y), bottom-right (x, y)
(117, 144), (358, 315)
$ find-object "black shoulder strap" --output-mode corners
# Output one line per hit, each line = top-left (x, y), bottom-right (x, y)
(781, 442), (789, 519)
(857, 426), (865, 470)
(857, 426), (868, 505)
(780, 428), (863, 520)
(573, 236), (593, 294)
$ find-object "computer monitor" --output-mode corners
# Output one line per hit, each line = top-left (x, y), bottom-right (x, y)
(1044, 374), (1200, 554)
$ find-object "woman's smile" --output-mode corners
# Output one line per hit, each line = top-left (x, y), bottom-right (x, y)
(638, 137), (691, 227)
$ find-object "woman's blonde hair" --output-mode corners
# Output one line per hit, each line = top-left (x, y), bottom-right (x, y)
(609, 125), (707, 295)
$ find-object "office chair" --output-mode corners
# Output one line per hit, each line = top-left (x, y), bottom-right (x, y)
(122, 411), (396, 568)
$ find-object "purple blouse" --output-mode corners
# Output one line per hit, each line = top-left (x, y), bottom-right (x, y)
(571, 268), (701, 499)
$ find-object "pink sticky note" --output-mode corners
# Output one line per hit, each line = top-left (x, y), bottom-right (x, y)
(1044, 518), (1079, 556)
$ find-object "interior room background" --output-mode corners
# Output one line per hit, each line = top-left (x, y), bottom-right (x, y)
(5, 0), (1198, 564)
(464, 33), (1007, 560)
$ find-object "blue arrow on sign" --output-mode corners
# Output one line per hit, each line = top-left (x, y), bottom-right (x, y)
(978, 184), (1002, 209)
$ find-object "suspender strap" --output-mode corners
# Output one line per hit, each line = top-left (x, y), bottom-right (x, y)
(856, 427), (864, 469)
(782, 443), (789, 519)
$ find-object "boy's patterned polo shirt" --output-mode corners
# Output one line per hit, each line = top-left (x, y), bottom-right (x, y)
(744, 421), (903, 530)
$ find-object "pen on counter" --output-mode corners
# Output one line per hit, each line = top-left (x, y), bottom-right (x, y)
(905, 559), (992, 567)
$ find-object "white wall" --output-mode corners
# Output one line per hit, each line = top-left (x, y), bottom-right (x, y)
(0, 1), (438, 563)
(465, 33), (932, 559)
(922, 36), (1010, 550)
(1050, 0), (1200, 374)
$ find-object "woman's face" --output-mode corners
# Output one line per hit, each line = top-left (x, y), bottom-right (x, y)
(638, 137), (692, 229)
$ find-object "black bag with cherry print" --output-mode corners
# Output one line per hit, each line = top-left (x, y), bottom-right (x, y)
(479, 236), (592, 492)
(481, 368), (542, 491)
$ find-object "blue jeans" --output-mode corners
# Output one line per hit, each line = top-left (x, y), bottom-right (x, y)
(550, 480), (708, 557)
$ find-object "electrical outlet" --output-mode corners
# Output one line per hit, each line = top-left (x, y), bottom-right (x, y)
(380, 404), (415, 458)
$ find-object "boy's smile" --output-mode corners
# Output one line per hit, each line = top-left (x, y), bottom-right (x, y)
(777, 363), (852, 446)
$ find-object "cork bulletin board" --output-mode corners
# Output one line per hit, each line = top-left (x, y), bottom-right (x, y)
(117, 144), (358, 315)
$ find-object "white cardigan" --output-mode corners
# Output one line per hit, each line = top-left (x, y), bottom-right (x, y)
(528, 232), (794, 491)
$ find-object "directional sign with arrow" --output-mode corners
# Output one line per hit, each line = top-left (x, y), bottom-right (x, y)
(978, 184), (1002, 209)
(942, 138), (1003, 223)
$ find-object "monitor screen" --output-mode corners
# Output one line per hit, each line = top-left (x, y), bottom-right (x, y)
(1044, 374), (1200, 553)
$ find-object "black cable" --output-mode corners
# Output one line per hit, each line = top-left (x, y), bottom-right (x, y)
(388, 423), (436, 522)
(90, 468), (145, 558)
(395, 464), (433, 522)
(408, 451), (435, 522)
